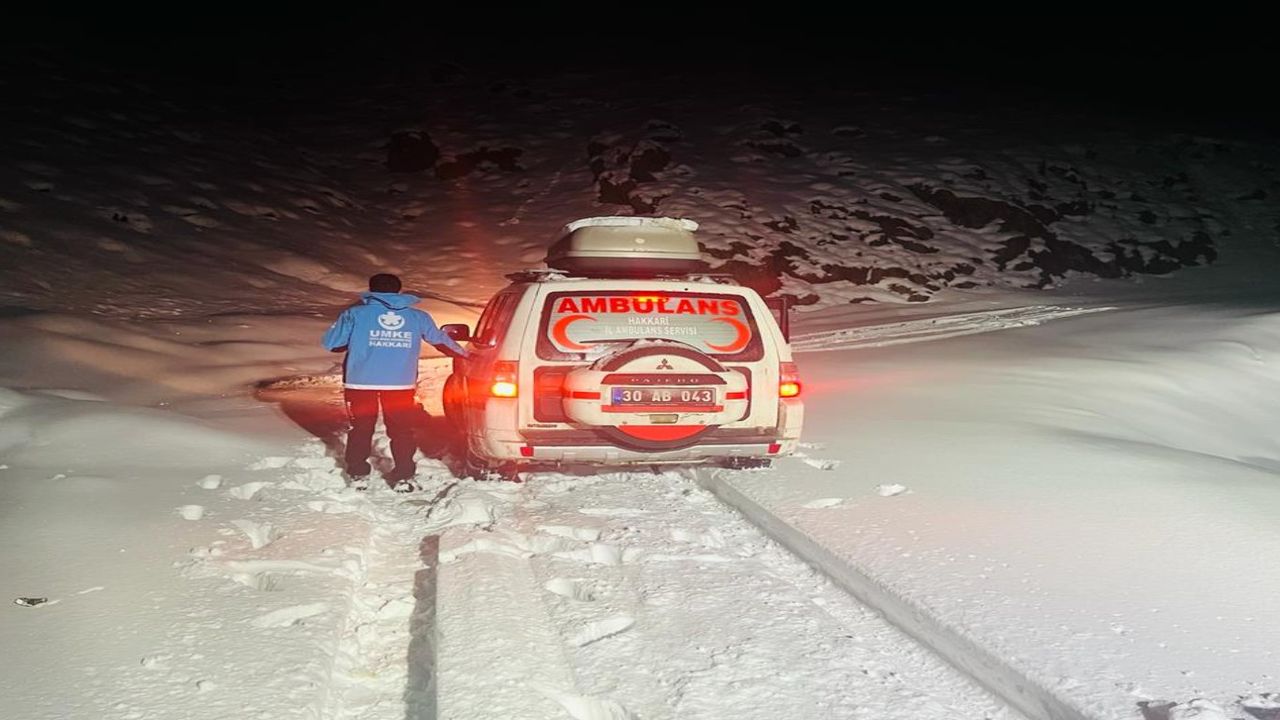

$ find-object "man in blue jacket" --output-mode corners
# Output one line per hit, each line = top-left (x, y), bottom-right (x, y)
(323, 273), (469, 490)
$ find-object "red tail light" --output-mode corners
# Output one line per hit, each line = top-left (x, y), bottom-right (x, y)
(490, 361), (519, 398)
(779, 361), (801, 398)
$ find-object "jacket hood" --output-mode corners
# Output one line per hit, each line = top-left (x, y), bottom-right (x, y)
(360, 292), (420, 310)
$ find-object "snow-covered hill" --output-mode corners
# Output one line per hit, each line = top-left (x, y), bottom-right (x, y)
(3, 54), (1276, 318)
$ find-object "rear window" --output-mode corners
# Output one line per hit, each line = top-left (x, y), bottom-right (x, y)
(472, 291), (520, 348)
(537, 290), (763, 361)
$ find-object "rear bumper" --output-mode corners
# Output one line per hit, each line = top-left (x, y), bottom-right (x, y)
(509, 441), (795, 465)
(520, 426), (777, 446)
(472, 427), (796, 464)
(468, 397), (803, 465)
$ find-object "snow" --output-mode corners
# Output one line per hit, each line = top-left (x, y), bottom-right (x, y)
(720, 301), (1280, 718)
(3, 49), (1280, 720)
(564, 216), (699, 232)
(433, 468), (1015, 720)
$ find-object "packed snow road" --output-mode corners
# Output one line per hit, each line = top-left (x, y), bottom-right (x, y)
(265, 445), (1020, 720)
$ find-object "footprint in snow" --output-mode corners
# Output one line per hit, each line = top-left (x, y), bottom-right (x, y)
(247, 456), (292, 471)
(670, 528), (726, 548)
(228, 482), (270, 501)
(641, 553), (733, 564)
(231, 519), (280, 550)
(188, 545), (225, 559)
(1242, 693), (1280, 719)
(439, 537), (534, 564)
(570, 615), (635, 647)
(249, 602), (329, 628)
(876, 484), (910, 497)
(289, 456), (333, 470)
(140, 653), (171, 669)
(198, 474), (223, 490)
(554, 543), (630, 566)
(1145, 699), (1231, 720)
(430, 496), (495, 529)
(177, 505), (206, 521)
(375, 596), (415, 621)
(1244, 704), (1280, 720)
(543, 578), (598, 602)
(530, 682), (636, 720)
(578, 507), (651, 517)
(802, 497), (845, 509)
(483, 488), (524, 505)
(802, 457), (841, 471)
(538, 524), (602, 542)
(230, 571), (283, 592)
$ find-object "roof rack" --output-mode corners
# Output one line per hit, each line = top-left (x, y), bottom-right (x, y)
(505, 268), (571, 283)
(684, 272), (740, 285)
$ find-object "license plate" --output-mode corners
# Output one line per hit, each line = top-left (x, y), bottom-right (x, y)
(611, 387), (715, 406)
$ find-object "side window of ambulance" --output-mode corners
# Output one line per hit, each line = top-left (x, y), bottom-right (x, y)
(472, 293), (518, 348)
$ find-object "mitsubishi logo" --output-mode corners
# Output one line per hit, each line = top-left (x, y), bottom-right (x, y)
(656, 358), (673, 370)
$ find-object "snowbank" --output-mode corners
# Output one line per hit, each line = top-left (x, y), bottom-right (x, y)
(724, 303), (1280, 718)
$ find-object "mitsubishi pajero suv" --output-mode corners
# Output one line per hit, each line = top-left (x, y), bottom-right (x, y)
(441, 216), (803, 476)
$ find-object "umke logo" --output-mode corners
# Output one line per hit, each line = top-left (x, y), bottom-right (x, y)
(378, 311), (406, 330)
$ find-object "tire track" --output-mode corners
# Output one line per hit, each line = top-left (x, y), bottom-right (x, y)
(792, 305), (1114, 353)
(694, 468), (1088, 720)
(233, 422), (1034, 719)
(431, 470), (1023, 720)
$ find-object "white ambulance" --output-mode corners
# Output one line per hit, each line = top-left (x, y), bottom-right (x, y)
(441, 216), (803, 476)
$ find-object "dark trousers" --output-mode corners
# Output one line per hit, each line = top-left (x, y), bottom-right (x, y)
(343, 389), (417, 476)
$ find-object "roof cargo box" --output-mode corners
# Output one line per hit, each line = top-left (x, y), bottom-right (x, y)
(546, 216), (708, 277)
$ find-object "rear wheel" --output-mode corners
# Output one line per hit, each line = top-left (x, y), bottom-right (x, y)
(494, 463), (525, 483)
(461, 447), (524, 482)
(442, 374), (464, 430)
(461, 446), (489, 480)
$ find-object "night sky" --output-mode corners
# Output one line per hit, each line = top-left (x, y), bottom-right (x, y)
(4, 19), (1276, 135)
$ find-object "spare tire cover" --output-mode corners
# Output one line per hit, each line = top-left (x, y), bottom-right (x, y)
(564, 340), (733, 452)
